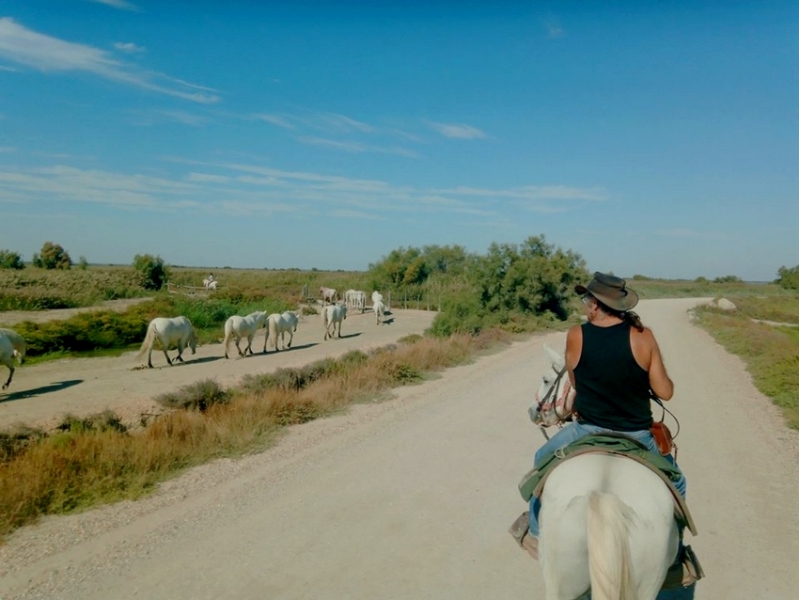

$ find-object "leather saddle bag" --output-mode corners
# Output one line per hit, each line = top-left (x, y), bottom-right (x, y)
(650, 420), (675, 456)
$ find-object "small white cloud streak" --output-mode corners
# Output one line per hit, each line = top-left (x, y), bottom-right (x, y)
(158, 111), (208, 126)
(546, 23), (564, 39)
(427, 121), (487, 139)
(0, 146), (16, 153)
(0, 18), (219, 104)
(0, 64), (16, 71)
(89, 0), (139, 11)
(253, 113), (295, 129)
(114, 42), (145, 54)
(0, 161), (606, 221)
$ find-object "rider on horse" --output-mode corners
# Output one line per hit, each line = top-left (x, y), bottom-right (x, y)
(512, 272), (702, 590)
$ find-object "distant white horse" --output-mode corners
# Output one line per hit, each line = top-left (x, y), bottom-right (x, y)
(371, 290), (383, 306)
(319, 287), (337, 305)
(373, 298), (385, 325)
(264, 311), (299, 352)
(223, 311), (266, 358)
(322, 303), (347, 340)
(0, 328), (26, 365)
(136, 316), (198, 368)
(344, 289), (366, 313)
(203, 278), (218, 290)
(0, 329), (25, 390)
(531, 345), (681, 600)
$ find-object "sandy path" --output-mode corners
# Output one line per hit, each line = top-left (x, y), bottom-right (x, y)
(0, 298), (797, 599)
(0, 309), (435, 430)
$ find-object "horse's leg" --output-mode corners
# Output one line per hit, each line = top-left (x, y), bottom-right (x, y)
(235, 334), (244, 356)
(1, 362), (13, 389)
(175, 340), (185, 363)
(245, 333), (254, 355)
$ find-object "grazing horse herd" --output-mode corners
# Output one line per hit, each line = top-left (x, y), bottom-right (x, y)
(0, 288), (390, 387)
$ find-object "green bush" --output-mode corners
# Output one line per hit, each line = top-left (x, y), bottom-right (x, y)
(0, 250), (25, 270)
(777, 265), (799, 290)
(33, 242), (72, 270)
(133, 254), (169, 291)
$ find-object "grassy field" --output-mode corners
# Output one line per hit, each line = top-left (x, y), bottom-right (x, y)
(0, 331), (507, 541)
(693, 294), (799, 431)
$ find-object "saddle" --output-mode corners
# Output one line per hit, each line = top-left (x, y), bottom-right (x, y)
(518, 433), (696, 535)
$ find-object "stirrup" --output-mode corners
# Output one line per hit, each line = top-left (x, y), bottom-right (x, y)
(662, 544), (704, 589)
(508, 511), (539, 561)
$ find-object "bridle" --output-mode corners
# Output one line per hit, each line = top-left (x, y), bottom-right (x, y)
(530, 364), (573, 440)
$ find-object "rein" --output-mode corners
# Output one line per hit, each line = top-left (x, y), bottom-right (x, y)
(533, 365), (570, 441)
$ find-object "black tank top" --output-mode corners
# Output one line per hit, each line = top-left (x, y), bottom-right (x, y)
(573, 321), (653, 431)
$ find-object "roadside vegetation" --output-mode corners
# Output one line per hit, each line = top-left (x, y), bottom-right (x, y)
(0, 331), (506, 541)
(693, 294), (799, 431)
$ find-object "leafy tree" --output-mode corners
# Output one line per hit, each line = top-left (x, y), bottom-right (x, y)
(0, 249), (25, 270)
(133, 254), (169, 290)
(33, 242), (72, 269)
(776, 265), (799, 290)
(713, 275), (742, 283)
(77, 255), (89, 270)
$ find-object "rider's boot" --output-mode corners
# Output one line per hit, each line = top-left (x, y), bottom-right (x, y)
(508, 511), (538, 560)
(662, 544), (704, 589)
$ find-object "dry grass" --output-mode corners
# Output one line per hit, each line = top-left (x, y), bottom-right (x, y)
(0, 331), (506, 541)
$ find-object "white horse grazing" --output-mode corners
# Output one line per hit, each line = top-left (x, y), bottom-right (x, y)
(344, 289), (366, 313)
(319, 287), (337, 305)
(0, 330), (24, 390)
(0, 328), (26, 365)
(136, 316), (198, 368)
(373, 298), (385, 325)
(223, 311), (266, 358)
(264, 311), (299, 352)
(531, 345), (681, 600)
(322, 303), (347, 340)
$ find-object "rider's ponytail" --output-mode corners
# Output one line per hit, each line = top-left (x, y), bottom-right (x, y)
(623, 310), (644, 332)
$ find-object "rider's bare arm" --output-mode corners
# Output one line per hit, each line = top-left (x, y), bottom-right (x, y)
(631, 327), (674, 400)
(564, 325), (582, 387)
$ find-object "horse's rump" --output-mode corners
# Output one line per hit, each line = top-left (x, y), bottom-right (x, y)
(0, 328), (26, 362)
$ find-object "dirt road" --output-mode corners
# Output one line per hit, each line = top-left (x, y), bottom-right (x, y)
(1, 299), (798, 599)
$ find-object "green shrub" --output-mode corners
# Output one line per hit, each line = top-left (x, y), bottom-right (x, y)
(33, 242), (72, 270)
(777, 265), (799, 290)
(55, 410), (127, 434)
(133, 254), (169, 291)
(0, 250), (25, 270)
(154, 379), (229, 412)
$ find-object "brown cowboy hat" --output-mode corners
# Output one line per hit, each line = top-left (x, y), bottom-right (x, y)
(575, 272), (639, 312)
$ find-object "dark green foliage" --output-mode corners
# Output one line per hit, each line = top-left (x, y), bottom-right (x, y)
(0, 250), (25, 270)
(714, 275), (742, 283)
(154, 379), (229, 412)
(77, 256), (89, 270)
(777, 265), (799, 290)
(33, 242), (72, 270)
(13, 310), (148, 356)
(133, 254), (169, 290)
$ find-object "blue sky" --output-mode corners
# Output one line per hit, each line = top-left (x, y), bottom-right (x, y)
(0, 1), (796, 281)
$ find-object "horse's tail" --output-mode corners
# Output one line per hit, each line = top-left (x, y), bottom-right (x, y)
(268, 315), (278, 350)
(322, 306), (330, 331)
(586, 491), (636, 600)
(223, 317), (234, 357)
(136, 321), (157, 361)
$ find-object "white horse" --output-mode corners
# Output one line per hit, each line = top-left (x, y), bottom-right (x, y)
(322, 303), (347, 340)
(136, 316), (198, 368)
(319, 286), (337, 305)
(531, 345), (682, 600)
(223, 311), (266, 358)
(0, 329), (25, 390)
(0, 328), (26, 365)
(373, 298), (385, 325)
(371, 290), (383, 306)
(203, 278), (218, 290)
(264, 311), (299, 352)
(344, 289), (366, 313)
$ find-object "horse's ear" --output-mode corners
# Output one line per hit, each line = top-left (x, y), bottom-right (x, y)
(544, 344), (565, 369)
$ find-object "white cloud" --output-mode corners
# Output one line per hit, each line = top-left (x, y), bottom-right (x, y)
(0, 146), (15, 153)
(545, 22), (564, 39)
(89, 0), (139, 11)
(298, 136), (419, 158)
(427, 122), (486, 139)
(187, 172), (231, 184)
(114, 42), (145, 54)
(0, 64), (16, 71)
(253, 113), (295, 129)
(157, 111), (208, 126)
(0, 18), (219, 103)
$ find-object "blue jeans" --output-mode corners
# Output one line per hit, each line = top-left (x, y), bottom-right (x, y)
(528, 421), (687, 536)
